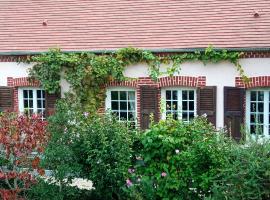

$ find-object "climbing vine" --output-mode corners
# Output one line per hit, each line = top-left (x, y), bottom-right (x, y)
(28, 46), (248, 113)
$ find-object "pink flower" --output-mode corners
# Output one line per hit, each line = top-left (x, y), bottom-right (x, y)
(128, 168), (135, 174)
(161, 172), (167, 177)
(126, 179), (133, 187)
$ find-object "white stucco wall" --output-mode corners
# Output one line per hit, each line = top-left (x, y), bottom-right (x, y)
(2, 58), (270, 128)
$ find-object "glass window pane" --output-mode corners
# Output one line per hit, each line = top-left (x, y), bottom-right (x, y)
(111, 101), (118, 110)
(37, 100), (42, 108)
(43, 100), (45, 108)
(172, 91), (177, 100)
(182, 91), (187, 100)
(250, 103), (256, 112)
(29, 90), (33, 98)
(172, 101), (177, 111)
(258, 91), (264, 101)
(120, 101), (127, 110)
(120, 112), (127, 120)
(128, 112), (135, 121)
(166, 101), (171, 110)
(258, 103), (264, 112)
(251, 114), (256, 123)
(251, 91), (256, 101)
(128, 91), (135, 101)
(23, 90), (28, 98)
(250, 125), (255, 134)
(120, 91), (127, 100)
(189, 101), (194, 110)
(189, 112), (195, 119)
(24, 100), (28, 108)
(189, 91), (194, 100)
(37, 90), (41, 98)
(182, 101), (187, 110)
(42, 90), (45, 98)
(166, 91), (171, 100)
(182, 112), (188, 121)
(259, 114), (264, 124)
(128, 102), (135, 111)
(29, 100), (33, 108)
(172, 112), (178, 120)
(111, 91), (118, 100)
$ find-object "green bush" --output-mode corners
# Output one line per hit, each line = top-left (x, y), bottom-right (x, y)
(126, 117), (232, 200)
(210, 139), (270, 200)
(41, 99), (135, 199)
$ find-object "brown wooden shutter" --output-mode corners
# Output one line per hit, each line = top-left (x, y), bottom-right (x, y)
(45, 92), (60, 117)
(0, 87), (13, 112)
(140, 85), (158, 130)
(197, 86), (217, 126)
(224, 87), (244, 141)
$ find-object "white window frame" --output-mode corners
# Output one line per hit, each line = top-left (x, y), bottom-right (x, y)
(18, 87), (45, 117)
(246, 89), (270, 138)
(105, 87), (137, 122)
(161, 87), (197, 121)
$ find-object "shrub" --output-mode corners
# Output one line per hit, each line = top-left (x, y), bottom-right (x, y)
(0, 112), (49, 200)
(127, 117), (232, 200)
(41, 99), (135, 199)
(210, 139), (270, 200)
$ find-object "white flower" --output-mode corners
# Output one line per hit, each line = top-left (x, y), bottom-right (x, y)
(175, 149), (180, 154)
(202, 113), (207, 118)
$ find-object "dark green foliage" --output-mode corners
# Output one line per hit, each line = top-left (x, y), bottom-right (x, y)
(126, 117), (232, 200)
(41, 98), (135, 200)
(210, 140), (270, 200)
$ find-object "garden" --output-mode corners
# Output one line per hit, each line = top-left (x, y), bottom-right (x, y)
(0, 102), (269, 200)
(0, 47), (269, 199)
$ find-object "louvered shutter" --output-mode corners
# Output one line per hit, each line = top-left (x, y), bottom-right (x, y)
(140, 85), (158, 130)
(45, 92), (60, 117)
(224, 87), (244, 141)
(197, 86), (217, 126)
(0, 87), (13, 112)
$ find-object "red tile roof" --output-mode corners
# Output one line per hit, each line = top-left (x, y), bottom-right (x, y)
(0, 0), (270, 53)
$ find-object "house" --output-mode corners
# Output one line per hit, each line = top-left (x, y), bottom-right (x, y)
(0, 0), (270, 140)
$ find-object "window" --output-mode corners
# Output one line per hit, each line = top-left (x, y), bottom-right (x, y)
(161, 88), (196, 122)
(246, 90), (270, 137)
(106, 88), (136, 126)
(18, 88), (46, 119)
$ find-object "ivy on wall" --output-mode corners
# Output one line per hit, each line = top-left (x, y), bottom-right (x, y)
(28, 46), (248, 113)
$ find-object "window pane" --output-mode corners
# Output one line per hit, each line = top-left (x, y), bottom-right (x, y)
(111, 91), (118, 100)
(23, 90), (28, 98)
(182, 91), (187, 100)
(24, 100), (28, 108)
(189, 112), (195, 119)
(128, 112), (135, 121)
(29, 90), (33, 98)
(258, 91), (264, 101)
(250, 103), (256, 112)
(29, 100), (33, 108)
(259, 114), (264, 124)
(166, 101), (171, 110)
(111, 101), (118, 110)
(258, 103), (264, 112)
(128, 91), (135, 101)
(37, 100), (42, 108)
(251, 91), (256, 101)
(189, 91), (194, 100)
(172, 91), (177, 100)
(172, 101), (177, 111)
(128, 102), (135, 111)
(189, 101), (194, 110)
(120, 91), (127, 100)
(250, 125), (255, 134)
(182, 101), (187, 110)
(172, 112), (178, 120)
(251, 114), (256, 123)
(120, 112), (127, 120)
(182, 112), (188, 121)
(120, 101), (127, 110)
(37, 90), (41, 98)
(166, 91), (171, 100)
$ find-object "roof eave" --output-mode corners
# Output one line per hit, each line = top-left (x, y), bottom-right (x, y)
(0, 47), (270, 56)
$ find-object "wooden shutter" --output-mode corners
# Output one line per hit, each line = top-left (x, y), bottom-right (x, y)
(224, 87), (244, 141)
(0, 87), (13, 112)
(197, 86), (217, 126)
(140, 85), (158, 130)
(45, 92), (60, 117)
